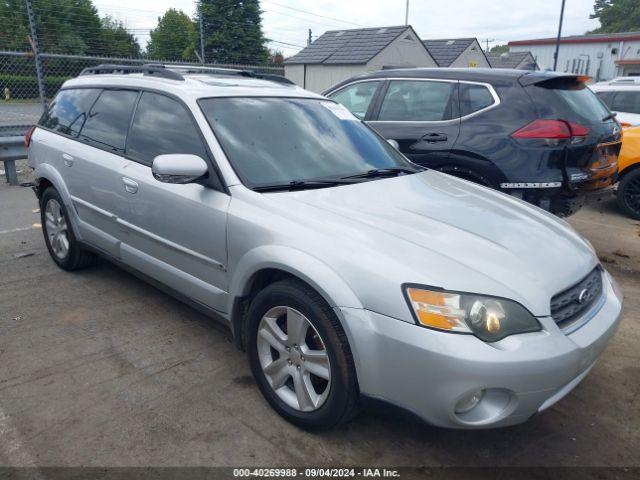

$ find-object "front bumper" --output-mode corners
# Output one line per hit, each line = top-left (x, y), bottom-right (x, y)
(337, 270), (623, 429)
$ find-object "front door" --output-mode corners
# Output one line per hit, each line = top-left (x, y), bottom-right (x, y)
(116, 91), (230, 312)
(368, 79), (461, 167)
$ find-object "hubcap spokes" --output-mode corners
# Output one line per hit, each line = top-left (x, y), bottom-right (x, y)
(257, 306), (331, 412)
(45, 199), (69, 259)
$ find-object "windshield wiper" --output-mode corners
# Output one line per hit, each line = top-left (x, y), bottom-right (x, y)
(253, 179), (356, 192)
(602, 112), (617, 122)
(341, 167), (421, 180)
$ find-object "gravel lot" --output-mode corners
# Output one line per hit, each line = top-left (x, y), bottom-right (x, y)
(0, 176), (638, 468)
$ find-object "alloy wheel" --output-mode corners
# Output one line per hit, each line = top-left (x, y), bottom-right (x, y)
(44, 198), (69, 259)
(256, 306), (331, 412)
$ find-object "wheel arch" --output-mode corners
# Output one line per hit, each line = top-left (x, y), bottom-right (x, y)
(227, 246), (363, 350)
(437, 152), (508, 188)
(619, 161), (640, 181)
(34, 164), (82, 240)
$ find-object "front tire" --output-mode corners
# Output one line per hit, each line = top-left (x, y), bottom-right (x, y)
(616, 169), (640, 220)
(40, 187), (96, 270)
(247, 279), (360, 430)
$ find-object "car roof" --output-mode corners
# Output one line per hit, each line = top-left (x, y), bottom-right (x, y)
(324, 67), (582, 93)
(61, 71), (322, 101)
(590, 83), (640, 91)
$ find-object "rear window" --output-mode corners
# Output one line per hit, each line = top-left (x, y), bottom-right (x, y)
(529, 78), (610, 124)
(611, 91), (640, 114)
(79, 89), (138, 152)
(39, 88), (101, 136)
(459, 83), (495, 116)
(378, 80), (456, 122)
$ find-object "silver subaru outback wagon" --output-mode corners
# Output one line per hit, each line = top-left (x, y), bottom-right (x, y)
(27, 64), (623, 430)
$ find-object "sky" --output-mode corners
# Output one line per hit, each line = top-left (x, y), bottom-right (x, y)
(92, 0), (602, 56)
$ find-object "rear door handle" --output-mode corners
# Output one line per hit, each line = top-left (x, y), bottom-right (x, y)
(422, 133), (448, 143)
(62, 153), (74, 167)
(122, 177), (138, 194)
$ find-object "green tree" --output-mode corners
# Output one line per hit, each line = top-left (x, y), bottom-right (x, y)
(147, 9), (195, 61)
(198, 0), (269, 64)
(0, 0), (139, 56)
(590, 0), (640, 33)
(99, 16), (141, 57)
(489, 44), (509, 54)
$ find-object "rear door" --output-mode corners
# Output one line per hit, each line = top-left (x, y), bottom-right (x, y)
(367, 79), (461, 166)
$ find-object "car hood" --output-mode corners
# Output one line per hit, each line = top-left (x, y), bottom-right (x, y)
(253, 171), (598, 318)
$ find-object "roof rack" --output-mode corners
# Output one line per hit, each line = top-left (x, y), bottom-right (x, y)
(79, 63), (295, 86)
(80, 64), (184, 81)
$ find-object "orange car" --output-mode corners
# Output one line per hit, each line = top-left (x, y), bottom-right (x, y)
(617, 126), (640, 219)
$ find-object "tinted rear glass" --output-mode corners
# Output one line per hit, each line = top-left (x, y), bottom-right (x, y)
(459, 83), (495, 116)
(39, 88), (101, 136)
(79, 89), (138, 152)
(611, 91), (640, 114)
(529, 79), (610, 124)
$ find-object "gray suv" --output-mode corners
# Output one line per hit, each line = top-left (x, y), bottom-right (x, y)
(27, 64), (623, 430)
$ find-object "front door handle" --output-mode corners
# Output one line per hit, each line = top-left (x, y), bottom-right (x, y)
(122, 177), (138, 194)
(62, 153), (74, 167)
(422, 133), (448, 143)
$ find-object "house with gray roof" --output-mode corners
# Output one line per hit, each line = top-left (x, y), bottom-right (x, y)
(284, 25), (437, 93)
(486, 51), (538, 70)
(422, 38), (490, 68)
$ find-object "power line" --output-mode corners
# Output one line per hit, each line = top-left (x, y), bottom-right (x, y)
(262, 1), (369, 28)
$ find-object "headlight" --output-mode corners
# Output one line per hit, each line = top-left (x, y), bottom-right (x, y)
(403, 285), (541, 342)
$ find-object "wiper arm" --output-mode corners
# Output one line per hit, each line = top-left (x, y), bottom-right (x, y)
(602, 112), (617, 122)
(341, 167), (421, 180)
(253, 179), (355, 192)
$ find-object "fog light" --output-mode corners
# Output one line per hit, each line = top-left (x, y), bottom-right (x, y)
(455, 389), (485, 414)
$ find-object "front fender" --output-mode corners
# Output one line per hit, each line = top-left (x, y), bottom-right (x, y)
(33, 163), (82, 240)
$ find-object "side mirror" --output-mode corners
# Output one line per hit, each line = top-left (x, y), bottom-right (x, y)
(152, 154), (208, 184)
(387, 139), (400, 149)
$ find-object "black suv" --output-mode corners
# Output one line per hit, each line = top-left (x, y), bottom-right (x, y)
(325, 68), (621, 216)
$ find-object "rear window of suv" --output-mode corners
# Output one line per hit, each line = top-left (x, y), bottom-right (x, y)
(528, 78), (610, 124)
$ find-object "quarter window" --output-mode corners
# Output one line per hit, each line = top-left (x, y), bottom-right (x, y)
(378, 80), (456, 122)
(79, 89), (138, 152)
(611, 91), (640, 114)
(459, 83), (495, 116)
(126, 92), (208, 165)
(39, 88), (101, 136)
(329, 81), (380, 119)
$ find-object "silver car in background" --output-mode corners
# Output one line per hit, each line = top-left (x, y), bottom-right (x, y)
(27, 65), (623, 430)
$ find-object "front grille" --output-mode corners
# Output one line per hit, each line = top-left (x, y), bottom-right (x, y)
(550, 268), (603, 330)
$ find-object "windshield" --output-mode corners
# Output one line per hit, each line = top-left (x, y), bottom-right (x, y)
(199, 97), (417, 188)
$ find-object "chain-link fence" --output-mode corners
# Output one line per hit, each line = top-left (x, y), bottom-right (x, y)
(0, 0), (286, 138)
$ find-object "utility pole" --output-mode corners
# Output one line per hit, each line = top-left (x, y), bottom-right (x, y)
(484, 38), (494, 52)
(553, 0), (566, 71)
(405, 0), (409, 25)
(25, 0), (45, 112)
(199, 1), (205, 64)
(308, 29), (312, 46)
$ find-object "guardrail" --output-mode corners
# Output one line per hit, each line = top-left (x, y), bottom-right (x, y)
(0, 136), (26, 185)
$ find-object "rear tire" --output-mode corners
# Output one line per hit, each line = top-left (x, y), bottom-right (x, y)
(40, 187), (96, 270)
(616, 169), (640, 220)
(247, 279), (360, 430)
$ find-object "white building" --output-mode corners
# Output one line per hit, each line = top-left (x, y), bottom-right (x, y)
(284, 26), (437, 93)
(509, 32), (640, 81)
(422, 38), (490, 68)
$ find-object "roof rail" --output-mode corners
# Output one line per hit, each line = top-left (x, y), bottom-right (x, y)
(169, 65), (294, 85)
(79, 64), (184, 81)
(79, 63), (294, 86)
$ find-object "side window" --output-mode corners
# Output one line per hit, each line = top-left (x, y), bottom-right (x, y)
(39, 88), (101, 137)
(329, 81), (379, 119)
(378, 80), (456, 122)
(125, 92), (208, 165)
(79, 89), (138, 152)
(459, 83), (495, 117)
(595, 91), (613, 108)
(611, 91), (640, 114)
